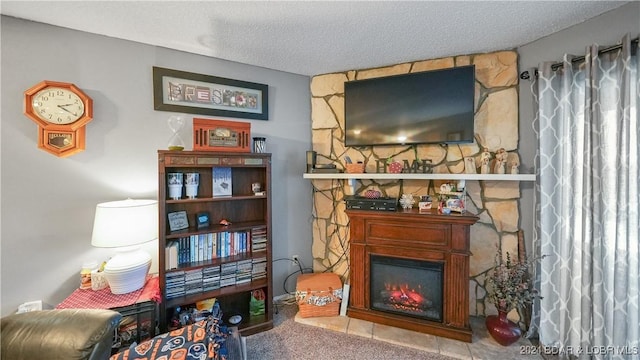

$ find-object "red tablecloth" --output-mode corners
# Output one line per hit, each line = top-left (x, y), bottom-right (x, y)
(57, 276), (160, 309)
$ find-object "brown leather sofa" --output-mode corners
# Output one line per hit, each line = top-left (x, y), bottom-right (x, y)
(1, 308), (121, 360)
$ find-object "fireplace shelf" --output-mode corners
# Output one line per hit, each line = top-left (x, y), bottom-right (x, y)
(303, 172), (535, 181)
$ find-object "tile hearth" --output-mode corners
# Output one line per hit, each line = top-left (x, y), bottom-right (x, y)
(295, 312), (542, 360)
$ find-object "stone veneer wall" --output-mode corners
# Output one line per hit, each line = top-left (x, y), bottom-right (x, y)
(309, 50), (522, 319)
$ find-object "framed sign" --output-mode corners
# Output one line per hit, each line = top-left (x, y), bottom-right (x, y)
(167, 211), (189, 232)
(153, 66), (269, 120)
(195, 211), (210, 229)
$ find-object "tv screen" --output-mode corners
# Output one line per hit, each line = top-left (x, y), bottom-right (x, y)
(344, 65), (475, 147)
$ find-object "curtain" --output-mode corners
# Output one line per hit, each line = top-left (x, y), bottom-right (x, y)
(532, 34), (639, 359)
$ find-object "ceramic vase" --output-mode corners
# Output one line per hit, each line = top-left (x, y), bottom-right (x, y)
(485, 310), (522, 346)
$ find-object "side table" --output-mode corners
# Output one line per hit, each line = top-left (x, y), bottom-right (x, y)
(57, 276), (160, 353)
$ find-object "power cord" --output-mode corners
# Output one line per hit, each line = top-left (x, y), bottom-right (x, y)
(272, 258), (312, 307)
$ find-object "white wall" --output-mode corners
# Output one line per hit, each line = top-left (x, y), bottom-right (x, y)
(0, 16), (312, 315)
(516, 2), (639, 256)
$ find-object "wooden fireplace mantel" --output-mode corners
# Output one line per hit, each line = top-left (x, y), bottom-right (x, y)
(346, 208), (479, 343)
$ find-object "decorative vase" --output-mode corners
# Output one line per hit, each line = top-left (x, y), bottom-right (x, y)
(485, 310), (522, 346)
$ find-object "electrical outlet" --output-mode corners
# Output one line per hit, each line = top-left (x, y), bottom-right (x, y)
(292, 255), (300, 266)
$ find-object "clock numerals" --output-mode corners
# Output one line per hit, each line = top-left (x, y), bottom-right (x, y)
(32, 87), (85, 125)
(25, 81), (93, 157)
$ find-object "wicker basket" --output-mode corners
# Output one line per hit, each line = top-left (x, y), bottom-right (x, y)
(296, 273), (342, 318)
(345, 163), (365, 174)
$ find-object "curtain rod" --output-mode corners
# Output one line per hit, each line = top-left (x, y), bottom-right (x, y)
(519, 37), (639, 80)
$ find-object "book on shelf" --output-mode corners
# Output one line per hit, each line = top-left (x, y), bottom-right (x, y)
(212, 167), (232, 197)
(165, 241), (179, 270)
(251, 258), (267, 280)
(251, 227), (267, 253)
(208, 234), (215, 261)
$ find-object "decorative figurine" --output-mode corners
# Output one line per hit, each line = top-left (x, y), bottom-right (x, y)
(440, 183), (452, 193)
(510, 161), (520, 174)
(399, 194), (415, 210)
(480, 147), (493, 174)
(480, 148), (491, 166)
(464, 157), (477, 174)
(493, 148), (507, 174)
(480, 157), (491, 174)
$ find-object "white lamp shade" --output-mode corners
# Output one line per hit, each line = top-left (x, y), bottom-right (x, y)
(91, 199), (158, 294)
(91, 199), (158, 248)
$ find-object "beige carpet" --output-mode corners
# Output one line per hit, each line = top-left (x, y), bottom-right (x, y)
(244, 302), (456, 360)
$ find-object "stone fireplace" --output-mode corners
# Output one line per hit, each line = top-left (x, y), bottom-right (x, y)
(309, 49), (523, 321)
(346, 209), (479, 342)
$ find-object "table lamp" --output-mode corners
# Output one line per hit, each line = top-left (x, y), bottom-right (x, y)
(91, 199), (158, 294)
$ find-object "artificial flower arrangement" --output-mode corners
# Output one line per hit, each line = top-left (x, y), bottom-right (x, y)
(486, 251), (541, 313)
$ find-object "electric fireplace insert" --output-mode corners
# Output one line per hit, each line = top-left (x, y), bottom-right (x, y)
(370, 255), (444, 322)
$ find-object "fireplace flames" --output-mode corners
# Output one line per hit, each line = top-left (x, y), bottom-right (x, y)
(381, 282), (434, 313)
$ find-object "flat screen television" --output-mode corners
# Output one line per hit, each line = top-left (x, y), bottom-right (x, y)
(344, 65), (475, 147)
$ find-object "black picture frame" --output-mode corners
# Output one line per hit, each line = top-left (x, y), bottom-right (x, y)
(153, 66), (269, 120)
(167, 211), (189, 232)
(196, 211), (210, 229)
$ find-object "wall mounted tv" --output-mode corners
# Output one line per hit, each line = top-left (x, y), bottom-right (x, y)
(344, 65), (475, 147)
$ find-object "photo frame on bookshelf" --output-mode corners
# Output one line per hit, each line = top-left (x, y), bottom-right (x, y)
(168, 211), (189, 232)
(213, 167), (232, 197)
(196, 212), (210, 229)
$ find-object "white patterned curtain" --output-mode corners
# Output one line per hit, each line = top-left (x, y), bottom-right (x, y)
(531, 34), (639, 359)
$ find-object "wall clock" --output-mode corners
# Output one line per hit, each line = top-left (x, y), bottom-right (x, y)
(24, 80), (93, 157)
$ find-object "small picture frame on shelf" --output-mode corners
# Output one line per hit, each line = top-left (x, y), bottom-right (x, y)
(196, 211), (210, 229)
(168, 211), (189, 231)
(212, 167), (232, 197)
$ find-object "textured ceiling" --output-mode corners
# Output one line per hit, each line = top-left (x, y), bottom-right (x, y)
(0, 1), (630, 76)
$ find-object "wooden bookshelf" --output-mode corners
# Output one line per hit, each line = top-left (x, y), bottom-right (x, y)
(158, 150), (273, 336)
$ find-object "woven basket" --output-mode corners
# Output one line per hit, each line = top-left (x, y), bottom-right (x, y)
(345, 163), (365, 174)
(298, 301), (340, 318)
(296, 273), (342, 318)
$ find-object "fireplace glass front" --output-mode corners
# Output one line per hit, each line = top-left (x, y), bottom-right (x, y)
(369, 255), (443, 322)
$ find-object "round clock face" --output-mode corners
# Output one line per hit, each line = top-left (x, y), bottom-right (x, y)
(32, 87), (85, 124)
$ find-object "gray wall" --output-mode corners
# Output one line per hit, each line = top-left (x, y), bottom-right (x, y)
(0, 16), (312, 316)
(516, 2), (639, 256)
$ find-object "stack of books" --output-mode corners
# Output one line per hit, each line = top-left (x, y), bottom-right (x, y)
(166, 271), (185, 299)
(251, 227), (267, 253)
(167, 258), (267, 298)
(184, 268), (203, 295)
(252, 256), (267, 281)
(202, 265), (221, 292)
(221, 262), (237, 287)
(236, 259), (253, 285)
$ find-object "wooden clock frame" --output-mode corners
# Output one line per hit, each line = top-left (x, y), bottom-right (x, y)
(24, 80), (93, 157)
